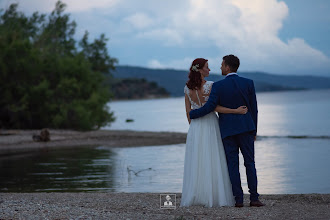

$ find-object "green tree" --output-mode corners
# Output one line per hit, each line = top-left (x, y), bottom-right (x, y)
(0, 1), (117, 130)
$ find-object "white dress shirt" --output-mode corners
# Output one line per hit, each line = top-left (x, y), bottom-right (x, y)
(226, 72), (238, 77)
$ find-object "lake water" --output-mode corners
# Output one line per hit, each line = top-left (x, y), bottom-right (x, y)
(104, 89), (330, 137)
(1, 89), (330, 194)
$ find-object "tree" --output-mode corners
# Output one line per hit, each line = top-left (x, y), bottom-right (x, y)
(0, 1), (117, 130)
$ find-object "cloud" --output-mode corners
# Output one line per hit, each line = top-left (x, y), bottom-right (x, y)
(0, 0), (119, 12)
(148, 59), (165, 69)
(63, 0), (118, 12)
(138, 0), (330, 75)
(231, 0), (288, 38)
(123, 13), (153, 30)
(2, 0), (329, 75)
(148, 57), (195, 70)
(137, 28), (184, 46)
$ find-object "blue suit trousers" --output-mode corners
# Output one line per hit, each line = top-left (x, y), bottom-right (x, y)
(222, 131), (259, 203)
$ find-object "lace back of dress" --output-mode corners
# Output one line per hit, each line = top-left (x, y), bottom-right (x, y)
(195, 90), (202, 106)
(184, 81), (213, 109)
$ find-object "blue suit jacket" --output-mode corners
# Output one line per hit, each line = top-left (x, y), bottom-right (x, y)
(189, 75), (258, 139)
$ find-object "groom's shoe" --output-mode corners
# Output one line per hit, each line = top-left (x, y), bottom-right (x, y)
(250, 200), (265, 207)
(235, 203), (244, 208)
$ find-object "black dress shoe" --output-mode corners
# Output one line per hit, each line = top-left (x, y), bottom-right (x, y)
(235, 203), (244, 208)
(250, 200), (265, 207)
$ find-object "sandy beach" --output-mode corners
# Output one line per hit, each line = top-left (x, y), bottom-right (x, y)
(1, 129), (330, 219)
(0, 129), (187, 156)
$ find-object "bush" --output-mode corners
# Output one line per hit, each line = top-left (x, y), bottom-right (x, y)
(0, 1), (117, 130)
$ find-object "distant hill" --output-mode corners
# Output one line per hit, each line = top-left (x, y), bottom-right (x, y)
(110, 78), (169, 100)
(112, 65), (330, 97)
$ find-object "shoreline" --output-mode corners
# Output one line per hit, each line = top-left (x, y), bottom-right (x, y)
(1, 129), (330, 219)
(0, 193), (329, 219)
(0, 129), (187, 156)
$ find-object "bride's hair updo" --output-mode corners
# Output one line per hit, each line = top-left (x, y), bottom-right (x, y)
(186, 58), (208, 90)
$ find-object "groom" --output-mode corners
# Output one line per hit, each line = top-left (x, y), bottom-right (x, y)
(189, 55), (264, 207)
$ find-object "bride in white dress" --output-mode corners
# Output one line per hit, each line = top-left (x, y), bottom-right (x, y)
(181, 58), (248, 207)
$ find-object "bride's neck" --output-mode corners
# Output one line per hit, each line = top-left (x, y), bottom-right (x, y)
(201, 76), (206, 84)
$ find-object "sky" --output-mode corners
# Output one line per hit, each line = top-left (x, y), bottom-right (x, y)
(1, 0), (330, 76)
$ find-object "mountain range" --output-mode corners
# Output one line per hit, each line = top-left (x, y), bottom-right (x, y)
(112, 65), (330, 97)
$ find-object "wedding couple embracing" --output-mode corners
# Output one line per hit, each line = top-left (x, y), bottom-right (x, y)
(181, 55), (265, 208)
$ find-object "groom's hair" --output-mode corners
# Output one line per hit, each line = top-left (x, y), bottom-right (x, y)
(223, 55), (240, 72)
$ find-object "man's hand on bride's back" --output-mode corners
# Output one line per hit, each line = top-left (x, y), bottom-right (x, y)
(236, 106), (248, 114)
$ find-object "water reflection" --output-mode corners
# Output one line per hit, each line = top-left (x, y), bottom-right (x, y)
(105, 89), (330, 137)
(242, 138), (291, 194)
(0, 139), (329, 193)
(257, 104), (288, 136)
(249, 137), (330, 194)
(111, 145), (185, 192)
(0, 147), (116, 192)
(105, 97), (188, 132)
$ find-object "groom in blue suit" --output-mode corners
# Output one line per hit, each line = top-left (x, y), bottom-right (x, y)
(189, 55), (264, 207)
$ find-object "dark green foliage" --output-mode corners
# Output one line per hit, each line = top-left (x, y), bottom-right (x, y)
(110, 78), (169, 100)
(0, 1), (117, 130)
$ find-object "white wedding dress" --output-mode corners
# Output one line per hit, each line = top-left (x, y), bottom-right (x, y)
(181, 81), (235, 207)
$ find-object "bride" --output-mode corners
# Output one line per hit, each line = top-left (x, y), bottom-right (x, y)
(181, 58), (248, 207)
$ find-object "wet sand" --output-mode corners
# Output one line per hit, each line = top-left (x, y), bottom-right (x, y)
(0, 129), (187, 156)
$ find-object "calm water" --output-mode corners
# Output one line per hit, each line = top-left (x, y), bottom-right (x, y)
(104, 89), (330, 137)
(1, 141), (329, 194)
(1, 89), (330, 193)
